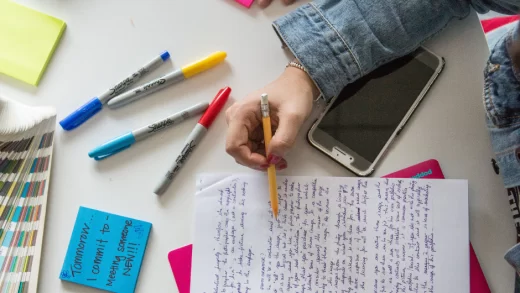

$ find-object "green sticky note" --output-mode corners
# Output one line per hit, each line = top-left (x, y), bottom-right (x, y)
(0, 0), (66, 86)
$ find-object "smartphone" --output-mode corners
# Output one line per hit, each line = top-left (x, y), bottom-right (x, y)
(308, 47), (444, 176)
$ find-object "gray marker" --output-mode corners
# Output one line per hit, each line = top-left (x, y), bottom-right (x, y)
(153, 123), (207, 195)
(154, 86), (232, 195)
(59, 51), (171, 130)
(101, 51), (171, 103)
(88, 102), (209, 160)
(107, 51), (228, 109)
(107, 69), (186, 109)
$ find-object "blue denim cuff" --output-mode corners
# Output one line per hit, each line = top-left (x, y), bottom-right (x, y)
(505, 243), (520, 274)
(273, 3), (362, 101)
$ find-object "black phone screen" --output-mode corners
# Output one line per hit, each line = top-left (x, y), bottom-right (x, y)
(317, 52), (436, 162)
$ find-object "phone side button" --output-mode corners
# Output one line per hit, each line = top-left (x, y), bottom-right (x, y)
(396, 127), (404, 136)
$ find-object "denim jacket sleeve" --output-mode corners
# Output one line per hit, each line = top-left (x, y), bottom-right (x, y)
(273, 0), (520, 100)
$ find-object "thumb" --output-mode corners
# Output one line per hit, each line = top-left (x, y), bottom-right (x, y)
(267, 113), (303, 162)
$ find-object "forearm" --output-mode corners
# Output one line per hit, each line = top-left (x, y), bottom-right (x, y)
(274, 0), (520, 100)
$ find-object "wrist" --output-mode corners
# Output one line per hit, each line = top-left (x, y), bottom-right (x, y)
(284, 64), (319, 99)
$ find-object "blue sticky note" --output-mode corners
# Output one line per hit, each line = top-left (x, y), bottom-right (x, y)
(60, 207), (152, 293)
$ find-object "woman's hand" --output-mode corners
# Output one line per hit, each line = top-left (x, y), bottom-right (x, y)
(258, 0), (295, 8)
(225, 67), (318, 171)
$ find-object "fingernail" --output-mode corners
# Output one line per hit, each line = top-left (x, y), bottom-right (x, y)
(277, 164), (287, 170)
(260, 164), (269, 169)
(267, 155), (282, 164)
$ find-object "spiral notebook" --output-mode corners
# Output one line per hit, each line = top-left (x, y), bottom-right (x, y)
(0, 95), (56, 292)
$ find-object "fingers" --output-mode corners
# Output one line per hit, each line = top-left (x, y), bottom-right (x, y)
(257, 0), (273, 8)
(226, 117), (267, 169)
(258, 158), (288, 172)
(267, 112), (304, 161)
(275, 158), (288, 170)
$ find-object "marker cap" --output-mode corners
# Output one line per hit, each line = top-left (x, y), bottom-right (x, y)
(59, 97), (103, 131)
(199, 87), (231, 128)
(160, 51), (170, 61)
(181, 51), (227, 78)
(88, 132), (136, 160)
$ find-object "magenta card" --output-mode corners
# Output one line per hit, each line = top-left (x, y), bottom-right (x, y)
(168, 244), (192, 293)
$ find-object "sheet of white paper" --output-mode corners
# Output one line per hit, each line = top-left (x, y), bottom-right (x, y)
(192, 174), (469, 293)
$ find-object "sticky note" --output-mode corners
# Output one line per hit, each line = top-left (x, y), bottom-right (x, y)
(60, 207), (152, 293)
(235, 0), (254, 8)
(0, 0), (66, 85)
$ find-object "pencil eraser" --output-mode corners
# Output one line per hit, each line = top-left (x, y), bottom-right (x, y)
(235, 0), (254, 8)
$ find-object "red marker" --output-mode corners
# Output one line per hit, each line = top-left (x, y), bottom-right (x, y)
(154, 87), (232, 195)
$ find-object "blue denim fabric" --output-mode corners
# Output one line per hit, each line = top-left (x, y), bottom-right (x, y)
(485, 25), (520, 187)
(505, 243), (520, 292)
(273, 0), (520, 100)
(487, 21), (519, 50)
(485, 23), (520, 292)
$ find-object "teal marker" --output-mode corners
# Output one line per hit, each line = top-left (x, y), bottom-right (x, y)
(88, 102), (209, 160)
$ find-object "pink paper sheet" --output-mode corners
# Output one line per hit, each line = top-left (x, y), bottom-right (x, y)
(168, 159), (490, 293)
(168, 244), (192, 293)
(235, 0), (254, 8)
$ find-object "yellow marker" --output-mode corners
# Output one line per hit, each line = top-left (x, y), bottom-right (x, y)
(261, 93), (279, 219)
(181, 51), (227, 78)
(107, 51), (228, 108)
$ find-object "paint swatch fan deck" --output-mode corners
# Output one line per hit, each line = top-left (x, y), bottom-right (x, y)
(0, 95), (56, 292)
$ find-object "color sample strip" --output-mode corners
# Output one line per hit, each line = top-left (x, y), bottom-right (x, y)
(0, 126), (54, 292)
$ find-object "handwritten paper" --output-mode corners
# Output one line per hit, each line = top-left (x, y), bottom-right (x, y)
(192, 175), (469, 293)
(60, 207), (151, 293)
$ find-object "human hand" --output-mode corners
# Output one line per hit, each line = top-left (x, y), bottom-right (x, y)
(258, 0), (296, 9)
(225, 66), (318, 171)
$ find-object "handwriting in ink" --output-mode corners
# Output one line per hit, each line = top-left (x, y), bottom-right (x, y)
(202, 177), (436, 293)
(117, 220), (133, 252)
(71, 223), (90, 277)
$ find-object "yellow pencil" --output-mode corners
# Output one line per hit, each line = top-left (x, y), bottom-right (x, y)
(261, 93), (279, 219)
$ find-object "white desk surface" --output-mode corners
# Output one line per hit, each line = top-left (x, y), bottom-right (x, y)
(0, 1), (515, 292)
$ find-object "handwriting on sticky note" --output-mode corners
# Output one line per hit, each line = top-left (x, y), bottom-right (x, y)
(60, 207), (151, 293)
(192, 175), (468, 293)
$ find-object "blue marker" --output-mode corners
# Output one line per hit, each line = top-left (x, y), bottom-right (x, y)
(88, 102), (209, 160)
(59, 51), (170, 131)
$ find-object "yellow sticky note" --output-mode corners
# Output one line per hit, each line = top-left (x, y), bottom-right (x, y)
(0, 0), (66, 86)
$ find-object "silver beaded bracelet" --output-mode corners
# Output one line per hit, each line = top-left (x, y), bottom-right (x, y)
(286, 61), (307, 73)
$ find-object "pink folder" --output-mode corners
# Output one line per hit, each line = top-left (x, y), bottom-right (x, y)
(168, 159), (490, 293)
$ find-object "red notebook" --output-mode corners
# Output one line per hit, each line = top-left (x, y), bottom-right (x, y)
(168, 159), (490, 293)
